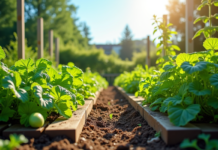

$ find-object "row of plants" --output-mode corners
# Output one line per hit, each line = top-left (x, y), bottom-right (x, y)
(114, 0), (218, 127)
(0, 46), (108, 127)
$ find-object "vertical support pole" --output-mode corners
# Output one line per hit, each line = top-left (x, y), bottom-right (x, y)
(186, 0), (194, 53)
(17, 0), (25, 59)
(55, 38), (59, 67)
(163, 14), (167, 57)
(37, 18), (43, 59)
(49, 30), (53, 57)
(146, 36), (150, 68)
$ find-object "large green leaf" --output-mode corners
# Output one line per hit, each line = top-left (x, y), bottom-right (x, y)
(168, 104), (200, 126)
(210, 74), (218, 89)
(150, 98), (163, 108)
(163, 95), (182, 106)
(0, 107), (15, 122)
(51, 73), (73, 90)
(18, 102), (47, 127)
(207, 97), (218, 109)
(36, 58), (52, 71)
(54, 100), (72, 118)
(178, 83), (189, 97)
(203, 38), (218, 50)
(15, 59), (34, 76)
(50, 86), (71, 102)
(189, 82), (211, 96)
(0, 46), (5, 60)
(160, 72), (172, 81)
(2, 73), (28, 102)
(176, 53), (199, 67)
(181, 61), (207, 74)
(33, 85), (54, 110)
(76, 93), (85, 106)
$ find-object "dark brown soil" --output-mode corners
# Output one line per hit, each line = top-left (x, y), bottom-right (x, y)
(16, 86), (181, 150)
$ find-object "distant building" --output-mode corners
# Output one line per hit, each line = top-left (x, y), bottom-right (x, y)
(95, 44), (121, 55)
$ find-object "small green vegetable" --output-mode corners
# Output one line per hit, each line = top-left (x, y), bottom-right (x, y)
(29, 112), (45, 128)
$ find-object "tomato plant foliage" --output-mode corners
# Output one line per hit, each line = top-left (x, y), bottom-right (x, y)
(0, 49), (108, 127)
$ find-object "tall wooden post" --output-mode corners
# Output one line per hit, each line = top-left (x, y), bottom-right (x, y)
(186, 0), (194, 53)
(55, 38), (59, 67)
(49, 30), (53, 57)
(146, 36), (150, 68)
(163, 15), (167, 57)
(37, 18), (43, 59)
(17, 0), (25, 59)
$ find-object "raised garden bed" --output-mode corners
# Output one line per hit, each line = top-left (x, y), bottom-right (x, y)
(0, 89), (103, 143)
(115, 86), (218, 145)
(6, 87), (181, 150)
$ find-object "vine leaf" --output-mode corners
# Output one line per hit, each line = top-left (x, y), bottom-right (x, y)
(189, 82), (211, 96)
(181, 61), (207, 74)
(203, 38), (218, 50)
(210, 74), (218, 89)
(168, 104), (200, 126)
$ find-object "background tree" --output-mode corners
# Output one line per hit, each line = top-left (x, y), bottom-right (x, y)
(120, 25), (134, 60)
(81, 22), (92, 45)
(0, 0), (17, 48)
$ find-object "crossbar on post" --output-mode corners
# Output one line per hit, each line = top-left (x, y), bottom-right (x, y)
(49, 30), (53, 57)
(146, 36), (150, 68)
(55, 38), (59, 67)
(163, 14), (167, 57)
(17, 0), (25, 59)
(186, 0), (194, 53)
(37, 18), (43, 59)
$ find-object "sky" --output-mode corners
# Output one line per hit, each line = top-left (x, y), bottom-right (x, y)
(70, 0), (169, 44)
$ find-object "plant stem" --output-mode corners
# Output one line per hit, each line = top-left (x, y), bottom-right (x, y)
(209, 1), (212, 37)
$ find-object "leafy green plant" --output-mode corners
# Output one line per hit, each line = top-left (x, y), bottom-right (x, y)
(193, 0), (218, 39)
(180, 134), (218, 150)
(0, 47), (108, 127)
(114, 65), (156, 94)
(0, 134), (28, 150)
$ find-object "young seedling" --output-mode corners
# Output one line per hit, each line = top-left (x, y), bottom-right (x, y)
(155, 131), (161, 138)
(109, 114), (113, 120)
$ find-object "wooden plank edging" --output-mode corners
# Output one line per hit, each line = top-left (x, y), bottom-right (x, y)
(44, 88), (103, 142)
(1, 89), (103, 141)
(115, 86), (218, 145)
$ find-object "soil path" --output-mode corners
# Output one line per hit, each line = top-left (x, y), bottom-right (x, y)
(17, 86), (181, 150)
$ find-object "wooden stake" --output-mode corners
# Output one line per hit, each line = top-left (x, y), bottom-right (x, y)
(37, 18), (43, 59)
(163, 14), (167, 57)
(55, 38), (59, 67)
(146, 36), (150, 68)
(186, 0), (194, 53)
(49, 30), (53, 57)
(17, 0), (25, 59)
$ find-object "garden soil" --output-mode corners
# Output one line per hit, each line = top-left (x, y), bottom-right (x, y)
(16, 86), (181, 150)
